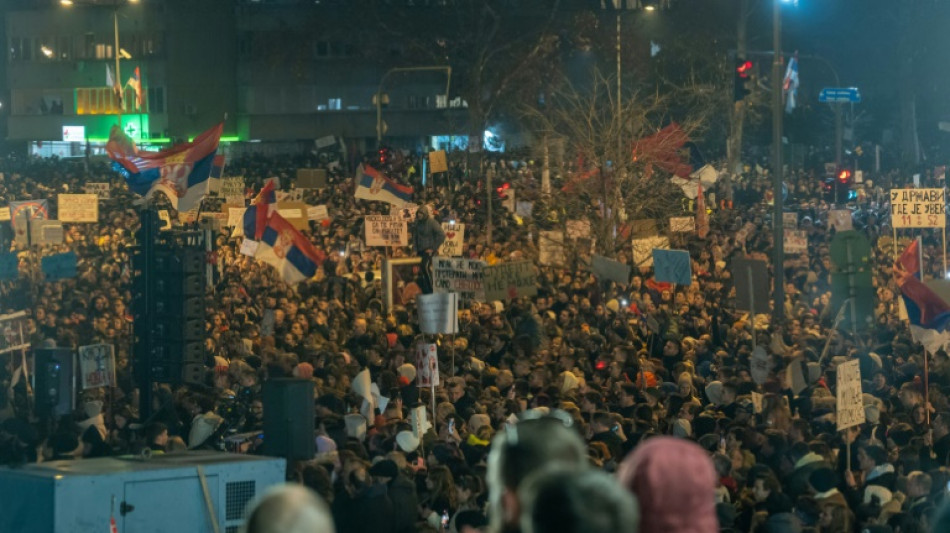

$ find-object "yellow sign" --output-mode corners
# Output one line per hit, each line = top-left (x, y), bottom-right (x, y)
(429, 150), (448, 174)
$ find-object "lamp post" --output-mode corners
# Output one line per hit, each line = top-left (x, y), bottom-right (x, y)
(62, 0), (138, 127)
(375, 66), (452, 147)
(798, 53), (843, 168)
(772, 0), (785, 324)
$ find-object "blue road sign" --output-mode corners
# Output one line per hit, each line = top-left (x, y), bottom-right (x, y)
(819, 87), (861, 103)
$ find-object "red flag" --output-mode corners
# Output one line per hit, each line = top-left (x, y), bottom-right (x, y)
(110, 516), (119, 533)
(896, 237), (920, 277)
(253, 179), (276, 240)
(631, 123), (692, 178)
(696, 181), (709, 238)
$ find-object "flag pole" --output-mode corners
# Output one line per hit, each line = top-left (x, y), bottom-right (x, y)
(918, 235), (931, 426)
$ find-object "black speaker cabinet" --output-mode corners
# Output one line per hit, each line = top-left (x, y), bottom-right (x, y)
(262, 378), (315, 460)
(33, 348), (75, 419)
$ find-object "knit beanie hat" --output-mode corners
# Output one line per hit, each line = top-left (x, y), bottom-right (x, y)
(617, 437), (718, 533)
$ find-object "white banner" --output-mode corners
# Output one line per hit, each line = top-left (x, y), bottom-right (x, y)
(891, 188), (946, 228)
(417, 293), (459, 334)
(438, 223), (465, 257)
(57, 194), (98, 223)
(433, 257), (485, 301)
(836, 359), (865, 431)
(79, 344), (116, 389)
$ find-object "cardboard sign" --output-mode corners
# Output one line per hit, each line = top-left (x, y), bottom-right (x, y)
(297, 168), (328, 189)
(566, 220), (591, 240)
(783, 212), (798, 228)
(591, 255), (630, 286)
(836, 358), (866, 431)
(670, 216), (695, 233)
(891, 188), (945, 228)
(438, 223), (465, 257)
(417, 293), (459, 334)
(84, 182), (111, 199)
(276, 201), (309, 231)
(57, 194), (98, 223)
(433, 257), (485, 301)
(538, 231), (565, 266)
(0, 206), (9, 222)
(79, 344), (116, 389)
(220, 177), (245, 199)
(31, 220), (64, 245)
(429, 150), (448, 174)
(365, 215), (409, 247)
(632, 236), (669, 267)
(483, 261), (537, 301)
(784, 229), (808, 254)
(307, 205), (330, 221)
(41, 251), (77, 281)
(828, 209), (853, 231)
(415, 342), (440, 388)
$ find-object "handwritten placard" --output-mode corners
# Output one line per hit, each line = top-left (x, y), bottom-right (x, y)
(538, 230), (565, 266)
(79, 344), (116, 389)
(438, 223), (465, 257)
(307, 205), (330, 221)
(57, 194), (98, 223)
(84, 182), (111, 199)
(433, 257), (485, 301)
(483, 261), (537, 301)
(415, 342), (440, 388)
(784, 229), (808, 254)
(836, 358), (866, 430)
(891, 188), (945, 228)
(365, 215), (408, 247)
(429, 150), (448, 174)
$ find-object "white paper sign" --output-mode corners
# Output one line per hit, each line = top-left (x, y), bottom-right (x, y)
(828, 209), (853, 231)
(57, 194), (98, 223)
(227, 207), (247, 228)
(307, 205), (330, 221)
(84, 182), (111, 199)
(417, 293), (459, 334)
(79, 344), (116, 389)
(784, 229), (808, 254)
(783, 212), (798, 228)
(433, 257), (486, 301)
(240, 239), (260, 257)
(438, 223), (465, 257)
(891, 188), (946, 228)
(836, 358), (866, 431)
(277, 208), (302, 219)
(365, 215), (408, 247)
(415, 342), (440, 388)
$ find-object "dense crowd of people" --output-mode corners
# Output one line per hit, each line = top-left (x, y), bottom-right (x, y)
(2, 145), (950, 533)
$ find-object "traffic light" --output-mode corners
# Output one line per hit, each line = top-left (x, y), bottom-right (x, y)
(495, 182), (511, 200)
(837, 168), (852, 184)
(734, 58), (753, 102)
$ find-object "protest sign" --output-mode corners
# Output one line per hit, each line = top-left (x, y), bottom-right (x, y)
(31, 220), (64, 245)
(0, 206), (8, 222)
(784, 229), (808, 254)
(429, 150), (448, 174)
(84, 182), (111, 199)
(276, 201), (309, 231)
(566, 220), (591, 240)
(890, 188), (945, 228)
(365, 215), (409, 246)
(10, 200), (49, 221)
(0, 254), (17, 281)
(516, 201), (533, 218)
(653, 249), (692, 285)
(631, 236), (669, 267)
(57, 194), (98, 223)
(41, 251), (77, 281)
(438, 223), (465, 257)
(296, 168), (328, 189)
(836, 358), (865, 431)
(415, 342), (440, 388)
(732, 259), (770, 314)
(307, 205), (330, 221)
(417, 293), (459, 334)
(240, 239), (259, 257)
(0, 312), (31, 354)
(631, 219), (658, 238)
(433, 257), (485, 301)
(483, 261), (537, 301)
(828, 209), (853, 231)
(670, 216), (695, 233)
(227, 207), (246, 228)
(220, 177), (244, 198)
(591, 255), (630, 286)
(538, 231), (565, 266)
(783, 212), (798, 228)
(393, 203), (419, 222)
(78, 344), (116, 389)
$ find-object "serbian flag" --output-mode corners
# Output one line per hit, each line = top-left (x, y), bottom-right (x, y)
(783, 52), (799, 114)
(255, 211), (325, 283)
(897, 239), (950, 352)
(127, 66), (143, 110)
(354, 164), (413, 206)
(107, 122), (223, 213)
(241, 179), (276, 240)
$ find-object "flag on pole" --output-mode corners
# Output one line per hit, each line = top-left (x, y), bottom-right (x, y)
(127, 66), (143, 110)
(106, 122), (223, 213)
(106, 64), (122, 107)
(696, 181), (709, 238)
(242, 179), (276, 240)
(783, 52), (799, 114)
(354, 164), (414, 206)
(254, 210), (325, 283)
(897, 238), (950, 352)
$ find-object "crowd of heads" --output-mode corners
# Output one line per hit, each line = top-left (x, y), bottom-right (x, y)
(2, 147), (950, 532)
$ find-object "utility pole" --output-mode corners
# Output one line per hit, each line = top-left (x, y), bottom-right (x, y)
(771, 0), (785, 323)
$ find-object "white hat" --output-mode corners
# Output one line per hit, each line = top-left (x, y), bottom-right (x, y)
(396, 430), (420, 453)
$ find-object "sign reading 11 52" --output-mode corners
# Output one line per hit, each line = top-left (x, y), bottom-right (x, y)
(890, 188), (946, 228)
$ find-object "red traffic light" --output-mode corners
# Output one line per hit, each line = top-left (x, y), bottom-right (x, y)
(837, 169), (852, 183)
(736, 60), (753, 78)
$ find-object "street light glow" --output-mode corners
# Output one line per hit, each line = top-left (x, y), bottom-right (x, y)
(60, 0), (74, 5)
(644, 5), (656, 10)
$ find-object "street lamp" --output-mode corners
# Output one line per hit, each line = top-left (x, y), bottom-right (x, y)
(375, 66), (452, 147)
